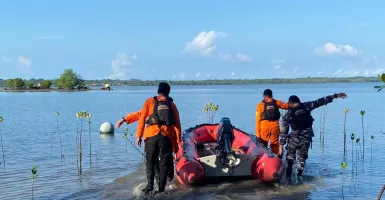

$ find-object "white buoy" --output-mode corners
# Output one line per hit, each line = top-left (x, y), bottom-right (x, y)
(100, 122), (114, 134)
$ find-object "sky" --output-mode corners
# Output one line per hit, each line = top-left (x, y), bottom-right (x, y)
(1, 0), (385, 80)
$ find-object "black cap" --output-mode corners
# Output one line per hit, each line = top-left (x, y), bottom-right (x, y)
(157, 82), (170, 96)
(263, 89), (273, 97)
(288, 95), (300, 103)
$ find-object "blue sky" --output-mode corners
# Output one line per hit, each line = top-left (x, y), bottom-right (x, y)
(1, 0), (385, 80)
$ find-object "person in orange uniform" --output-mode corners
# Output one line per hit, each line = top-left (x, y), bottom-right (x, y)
(136, 82), (181, 195)
(256, 89), (289, 155)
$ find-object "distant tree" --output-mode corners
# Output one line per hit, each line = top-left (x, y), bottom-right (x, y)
(56, 69), (84, 90)
(13, 78), (26, 89)
(5, 79), (14, 89)
(27, 82), (34, 89)
(40, 80), (52, 89)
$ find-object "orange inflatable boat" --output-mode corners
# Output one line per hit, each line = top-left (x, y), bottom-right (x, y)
(174, 117), (285, 186)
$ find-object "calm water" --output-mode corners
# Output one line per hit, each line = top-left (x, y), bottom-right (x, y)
(0, 83), (384, 200)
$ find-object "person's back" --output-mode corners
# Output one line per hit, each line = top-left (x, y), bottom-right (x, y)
(256, 89), (288, 154)
(136, 82), (181, 195)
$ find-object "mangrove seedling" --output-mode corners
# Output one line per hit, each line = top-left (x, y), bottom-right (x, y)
(341, 161), (347, 200)
(320, 105), (328, 144)
(85, 113), (92, 163)
(204, 102), (219, 124)
(122, 128), (129, 154)
(343, 108), (349, 158)
(360, 110), (365, 159)
(371, 135), (374, 160)
(351, 133), (355, 166)
(374, 73), (385, 92)
(355, 137), (360, 174)
(31, 165), (38, 199)
(56, 112), (64, 158)
(76, 111), (89, 175)
(0, 116), (4, 165)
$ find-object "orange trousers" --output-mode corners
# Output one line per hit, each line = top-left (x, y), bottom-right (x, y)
(259, 126), (280, 154)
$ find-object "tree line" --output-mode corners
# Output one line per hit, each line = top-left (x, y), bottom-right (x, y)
(0, 69), (380, 89)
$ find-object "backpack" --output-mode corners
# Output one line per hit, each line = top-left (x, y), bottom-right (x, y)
(146, 96), (175, 126)
(289, 104), (314, 130)
(260, 99), (281, 121)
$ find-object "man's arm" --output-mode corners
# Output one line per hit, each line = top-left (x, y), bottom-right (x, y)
(276, 100), (289, 110)
(171, 102), (182, 144)
(303, 93), (347, 111)
(136, 99), (150, 141)
(115, 111), (141, 128)
(256, 104), (262, 138)
(279, 112), (291, 146)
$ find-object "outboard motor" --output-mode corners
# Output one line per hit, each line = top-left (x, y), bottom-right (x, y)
(216, 117), (241, 171)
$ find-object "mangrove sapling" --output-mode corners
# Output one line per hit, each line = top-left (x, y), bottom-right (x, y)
(355, 137), (360, 175)
(360, 110), (365, 160)
(371, 135), (374, 161)
(31, 165), (38, 199)
(374, 73), (385, 92)
(0, 116), (4, 165)
(204, 102), (219, 124)
(351, 133), (355, 170)
(85, 113), (92, 164)
(320, 105), (328, 144)
(56, 112), (64, 158)
(343, 108), (349, 158)
(76, 111), (89, 175)
(341, 161), (347, 200)
(122, 128), (129, 154)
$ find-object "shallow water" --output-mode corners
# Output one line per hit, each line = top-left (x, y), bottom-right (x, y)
(0, 83), (384, 200)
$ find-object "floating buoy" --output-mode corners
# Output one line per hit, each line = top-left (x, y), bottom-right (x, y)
(100, 122), (114, 134)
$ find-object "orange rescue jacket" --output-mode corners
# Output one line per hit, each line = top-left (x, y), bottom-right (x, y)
(136, 96), (182, 151)
(256, 98), (288, 137)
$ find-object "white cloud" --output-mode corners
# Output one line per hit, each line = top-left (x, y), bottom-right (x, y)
(184, 31), (227, 56)
(18, 56), (32, 67)
(316, 42), (363, 56)
(184, 30), (251, 62)
(1, 56), (12, 63)
(35, 35), (64, 40)
(231, 72), (235, 76)
(292, 68), (299, 72)
(171, 72), (186, 80)
(333, 68), (344, 75)
(108, 53), (136, 79)
(274, 65), (281, 70)
(316, 70), (325, 75)
(219, 52), (232, 60)
(195, 72), (201, 77)
(235, 53), (252, 62)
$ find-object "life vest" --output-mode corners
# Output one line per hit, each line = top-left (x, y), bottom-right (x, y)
(260, 99), (280, 121)
(289, 104), (314, 130)
(146, 96), (175, 127)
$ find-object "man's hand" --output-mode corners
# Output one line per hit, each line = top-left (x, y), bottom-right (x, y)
(278, 145), (284, 159)
(137, 138), (142, 147)
(116, 119), (124, 128)
(336, 93), (348, 99)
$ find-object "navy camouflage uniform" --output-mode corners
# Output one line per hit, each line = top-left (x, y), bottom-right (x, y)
(280, 94), (336, 178)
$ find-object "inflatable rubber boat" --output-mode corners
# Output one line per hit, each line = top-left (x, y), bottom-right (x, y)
(174, 117), (285, 186)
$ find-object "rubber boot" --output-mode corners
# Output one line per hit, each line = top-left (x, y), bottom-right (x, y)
(297, 169), (303, 183)
(286, 165), (293, 183)
(142, 179), (154, 195)
(167, 169), (174, 182)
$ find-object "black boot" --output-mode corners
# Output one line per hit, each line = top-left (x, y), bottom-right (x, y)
(167, 170), (174, 182)
(142, 179), (154, 195)
(286, 165), (293, 183)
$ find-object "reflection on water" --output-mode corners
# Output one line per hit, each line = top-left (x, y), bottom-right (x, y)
(0, 83), (385, 200)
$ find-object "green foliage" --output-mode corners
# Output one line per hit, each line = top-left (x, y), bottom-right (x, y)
(341, 161), (347, 169)
(40, 80), (52, 89)
(31, 166), (38, 179)
(0, 116), (3, 123)
(204, 102), (219, 124)
(371, 135), (374, 140)
(27, 82), (34, 89)
(351, 133), (355, 140)
(5, 78), (26, 89)
(56, 69), (84, 90)
(374, 73), (385, 91)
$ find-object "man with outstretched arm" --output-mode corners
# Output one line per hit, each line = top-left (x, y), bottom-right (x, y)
(279, 92), (347, 183)
(136, 82), (181, 195)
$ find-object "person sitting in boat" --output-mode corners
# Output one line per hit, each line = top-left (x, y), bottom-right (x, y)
(115, 110), (177, 185)
(279, 92), (348, 183)
(256, 89), (289, 155)
(136, 82), (182, 195)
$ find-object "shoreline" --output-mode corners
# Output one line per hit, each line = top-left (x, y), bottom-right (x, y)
(0, 88), (95, 92)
